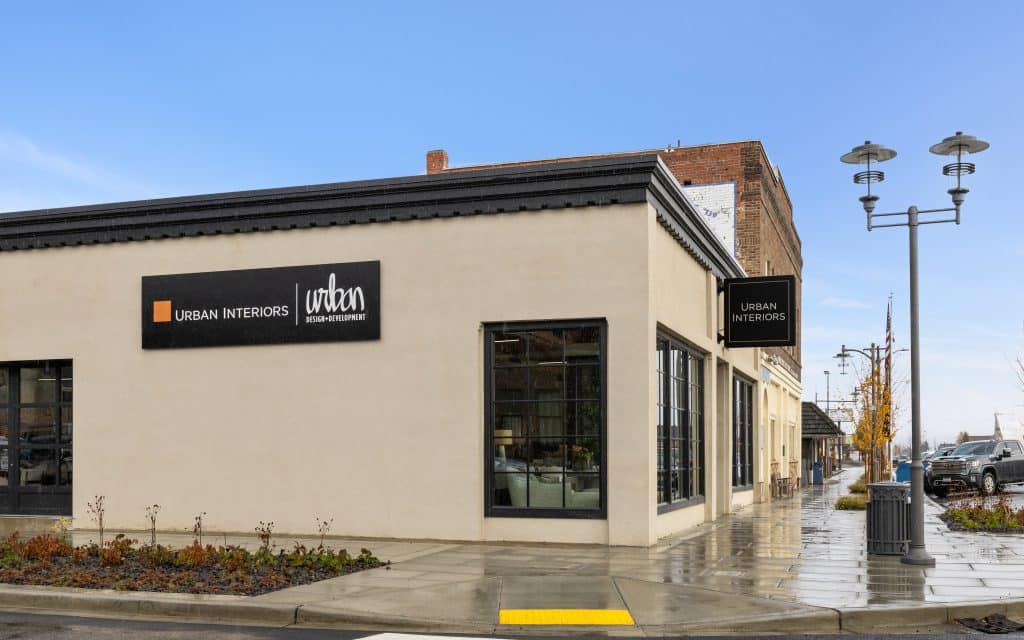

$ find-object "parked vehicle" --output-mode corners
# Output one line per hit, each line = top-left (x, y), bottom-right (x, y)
(923, 445), (956, 490)
(929, 440), (1024, 497)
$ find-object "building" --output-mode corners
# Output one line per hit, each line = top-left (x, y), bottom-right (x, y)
(801, 402), (843, 483)
(430, 141), (804, 498)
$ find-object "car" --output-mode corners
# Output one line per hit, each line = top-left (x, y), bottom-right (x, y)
(929, 440), (1024, 497)
(924, 445), (957, 490)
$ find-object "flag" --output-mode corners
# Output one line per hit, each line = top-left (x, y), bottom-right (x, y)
(883, 296), (893, 438)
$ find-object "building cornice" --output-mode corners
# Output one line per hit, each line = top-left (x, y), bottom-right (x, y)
(0, 156), (743, 279)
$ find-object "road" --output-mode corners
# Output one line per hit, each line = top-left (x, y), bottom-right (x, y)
(0, 611), (1016, 639)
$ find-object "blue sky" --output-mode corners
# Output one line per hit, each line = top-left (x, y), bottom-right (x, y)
(2, 2), (1022, 445)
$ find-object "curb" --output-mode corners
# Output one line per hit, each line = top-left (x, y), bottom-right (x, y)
(0, 583), (1021, 635)
(0, 585), (296, 626)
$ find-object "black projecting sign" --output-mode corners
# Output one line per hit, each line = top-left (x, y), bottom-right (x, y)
(722, 275), (796, 348)
(142, 261), (380, 349)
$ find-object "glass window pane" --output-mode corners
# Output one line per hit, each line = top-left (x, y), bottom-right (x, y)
(528, 330), (563, 365)
(568, 436), (600, 471)
(494, 439), (527, 471)
(19, 448), (63, 486)
(494, 402), (531, 437)
(528, 472), (564, 508)
(564, 327), (600, 363)
(528, 438), (565, 472)
(566, 473), (600, 509)
(59, 448), (72, 486)
(19, 407), (58, 445)
(60, 366), (73, 402)
(568, 401), (600, 437)
(20, 367), (57, 403)
(0, 409), (7, 440)
(494, 367), (527, 402)
(566, 365), (600, 400)
(0, 370), (8, 404)
(535, 401), (563, 437)
(493, 333), (527, 366)
(494, 473), (526, 506)
(531, 366), (564, 402)
(670, 470), (681, 501)
(60, 405), (73, 443)
(0, 446), (8, 486)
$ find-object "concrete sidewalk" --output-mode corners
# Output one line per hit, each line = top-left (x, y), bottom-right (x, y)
(7, 467), (1024, 635)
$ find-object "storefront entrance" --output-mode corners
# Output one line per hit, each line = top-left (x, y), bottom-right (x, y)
(0, 362), (72, 515)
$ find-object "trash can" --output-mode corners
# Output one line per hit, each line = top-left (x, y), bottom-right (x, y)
(895, 461), (911, 483)
(866, 481), (911, 555)
(812, 461), (823, 485)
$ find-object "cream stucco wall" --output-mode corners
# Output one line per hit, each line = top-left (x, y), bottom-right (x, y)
(0, 204), (657, 545)
(646, 204), (760, 543)
(0, 197), (779, 547)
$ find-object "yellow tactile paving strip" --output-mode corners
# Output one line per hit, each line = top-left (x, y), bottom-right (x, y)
(499, 609), (635, 625)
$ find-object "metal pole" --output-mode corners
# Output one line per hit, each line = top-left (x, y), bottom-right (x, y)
(903, 205), (935, 566)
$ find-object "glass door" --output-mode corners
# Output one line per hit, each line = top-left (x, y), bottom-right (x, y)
(0, 362), (72, 515)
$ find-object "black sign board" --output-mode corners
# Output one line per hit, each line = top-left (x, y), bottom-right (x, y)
(142, 261), (380, 349)
(722, 275), (796, 348)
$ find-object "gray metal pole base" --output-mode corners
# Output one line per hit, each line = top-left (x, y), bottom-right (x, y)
(902, 545), (936, 566)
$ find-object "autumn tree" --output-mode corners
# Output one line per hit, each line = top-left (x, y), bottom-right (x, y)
(955, 431), (971, 445)
(851, 368), (893, 483)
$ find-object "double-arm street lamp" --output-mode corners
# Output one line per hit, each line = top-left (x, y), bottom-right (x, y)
(840, 132), (990, 567)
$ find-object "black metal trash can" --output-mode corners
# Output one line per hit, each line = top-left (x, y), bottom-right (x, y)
(866, 481), (911, 555)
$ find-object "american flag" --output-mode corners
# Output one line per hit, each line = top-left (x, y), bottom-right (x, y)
(883, 296), (893, 437)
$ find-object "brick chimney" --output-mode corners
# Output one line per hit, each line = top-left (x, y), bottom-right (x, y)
(426, 149), (448, 174)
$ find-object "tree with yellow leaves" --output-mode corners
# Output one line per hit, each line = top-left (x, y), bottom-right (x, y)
(851, 367), (893, 484)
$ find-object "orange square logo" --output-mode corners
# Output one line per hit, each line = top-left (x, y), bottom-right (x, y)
(153, 300), (172, 323)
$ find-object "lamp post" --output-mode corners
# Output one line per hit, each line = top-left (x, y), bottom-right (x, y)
(840, 132), (989, 567)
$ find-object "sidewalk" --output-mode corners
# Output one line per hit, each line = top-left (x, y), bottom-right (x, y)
(7, 467), (1024, 634)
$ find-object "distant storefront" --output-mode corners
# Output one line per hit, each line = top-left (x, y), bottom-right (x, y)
(0, 155), (781, 545)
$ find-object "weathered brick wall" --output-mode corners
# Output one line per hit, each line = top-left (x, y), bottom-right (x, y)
(658, 142), (802, 378)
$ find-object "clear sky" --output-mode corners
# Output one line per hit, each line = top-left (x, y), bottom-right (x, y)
(2, 2), (1022, 446)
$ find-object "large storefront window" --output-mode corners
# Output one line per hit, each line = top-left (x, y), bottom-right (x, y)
(0, 361), (72, 515)
(733, 376), (754, 488)
(657, 334), (704, 509)
(485, 321), (605, 517)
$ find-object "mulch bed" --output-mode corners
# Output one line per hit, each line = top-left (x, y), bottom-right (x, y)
(939, 512), (1024, 534)
(0, 534), (386, 596)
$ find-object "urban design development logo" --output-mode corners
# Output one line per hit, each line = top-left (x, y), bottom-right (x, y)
(142, 261), (380, 349)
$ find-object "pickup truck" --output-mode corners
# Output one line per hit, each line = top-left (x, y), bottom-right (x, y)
(929, 439), (1024, 497)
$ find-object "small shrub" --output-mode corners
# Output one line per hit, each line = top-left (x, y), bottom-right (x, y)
(100, 534), (135, 566)
(86, 495), (106, 547)
(191, 512), (207, 546)
(145, 504), (161, 546)
(848, 473), (868, 494)
(315, 515), (333, 550)
(836, 494), (868, 510)
(255, 521), (274, 552)
(945, 493), (1024, 530)
(23, 534), (71, 562)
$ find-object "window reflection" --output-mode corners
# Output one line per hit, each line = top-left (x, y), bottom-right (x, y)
(489, 324), (603, 512)
(20, 367), (57, 403)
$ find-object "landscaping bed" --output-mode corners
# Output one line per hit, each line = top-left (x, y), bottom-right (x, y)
(940, 495), (1024, 533)
(0, 533), (384, 595)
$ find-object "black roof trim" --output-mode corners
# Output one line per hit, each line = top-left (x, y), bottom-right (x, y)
(0, 155), (743, 277)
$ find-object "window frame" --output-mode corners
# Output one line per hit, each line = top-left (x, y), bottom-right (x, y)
(656, 328), (706, 514)
(483, 319), (607, 519)
(732, 374), (755, 489)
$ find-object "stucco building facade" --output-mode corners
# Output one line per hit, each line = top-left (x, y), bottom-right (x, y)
(0, 154), (788, 546)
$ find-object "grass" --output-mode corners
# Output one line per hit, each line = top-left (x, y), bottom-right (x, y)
(0, 532), (383, 595)
(848, 473), (868, 495)
(835, 494), (868, 510)
(943, 494), (1024, 532)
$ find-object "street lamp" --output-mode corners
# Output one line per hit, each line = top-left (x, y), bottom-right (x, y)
(840, 132), (990, 567)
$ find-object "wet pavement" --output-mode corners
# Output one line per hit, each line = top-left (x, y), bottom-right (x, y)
(61, 466), (1024, 631)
